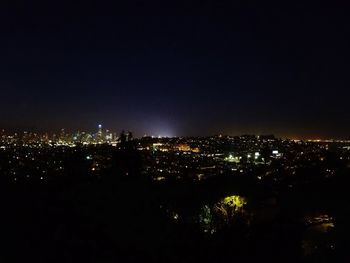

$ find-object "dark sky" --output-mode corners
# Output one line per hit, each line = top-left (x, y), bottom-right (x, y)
(1, 1), (349, 138)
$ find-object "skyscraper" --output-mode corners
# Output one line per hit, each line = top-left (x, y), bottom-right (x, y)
(97, 124), (103, 143)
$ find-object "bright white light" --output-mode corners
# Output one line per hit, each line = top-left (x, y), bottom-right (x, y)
(254, 152), (260, 159)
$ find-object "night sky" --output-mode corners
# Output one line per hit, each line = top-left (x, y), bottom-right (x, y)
(1, 1), (349, 138)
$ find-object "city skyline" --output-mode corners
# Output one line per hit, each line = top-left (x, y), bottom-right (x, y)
(1, 123), (350, 141)
(1, 122), (348, 140)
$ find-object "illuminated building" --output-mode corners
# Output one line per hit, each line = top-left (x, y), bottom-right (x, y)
(191, 147), (200, 153)
(178, 144), (191, 152)
(97, 124), (103, 143)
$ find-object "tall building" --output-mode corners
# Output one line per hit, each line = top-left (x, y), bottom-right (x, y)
(59, 129), (65, 143)
(97, 124), (103, 142)
(119, 130), (133, 145)
(125, 131), (133, 142)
